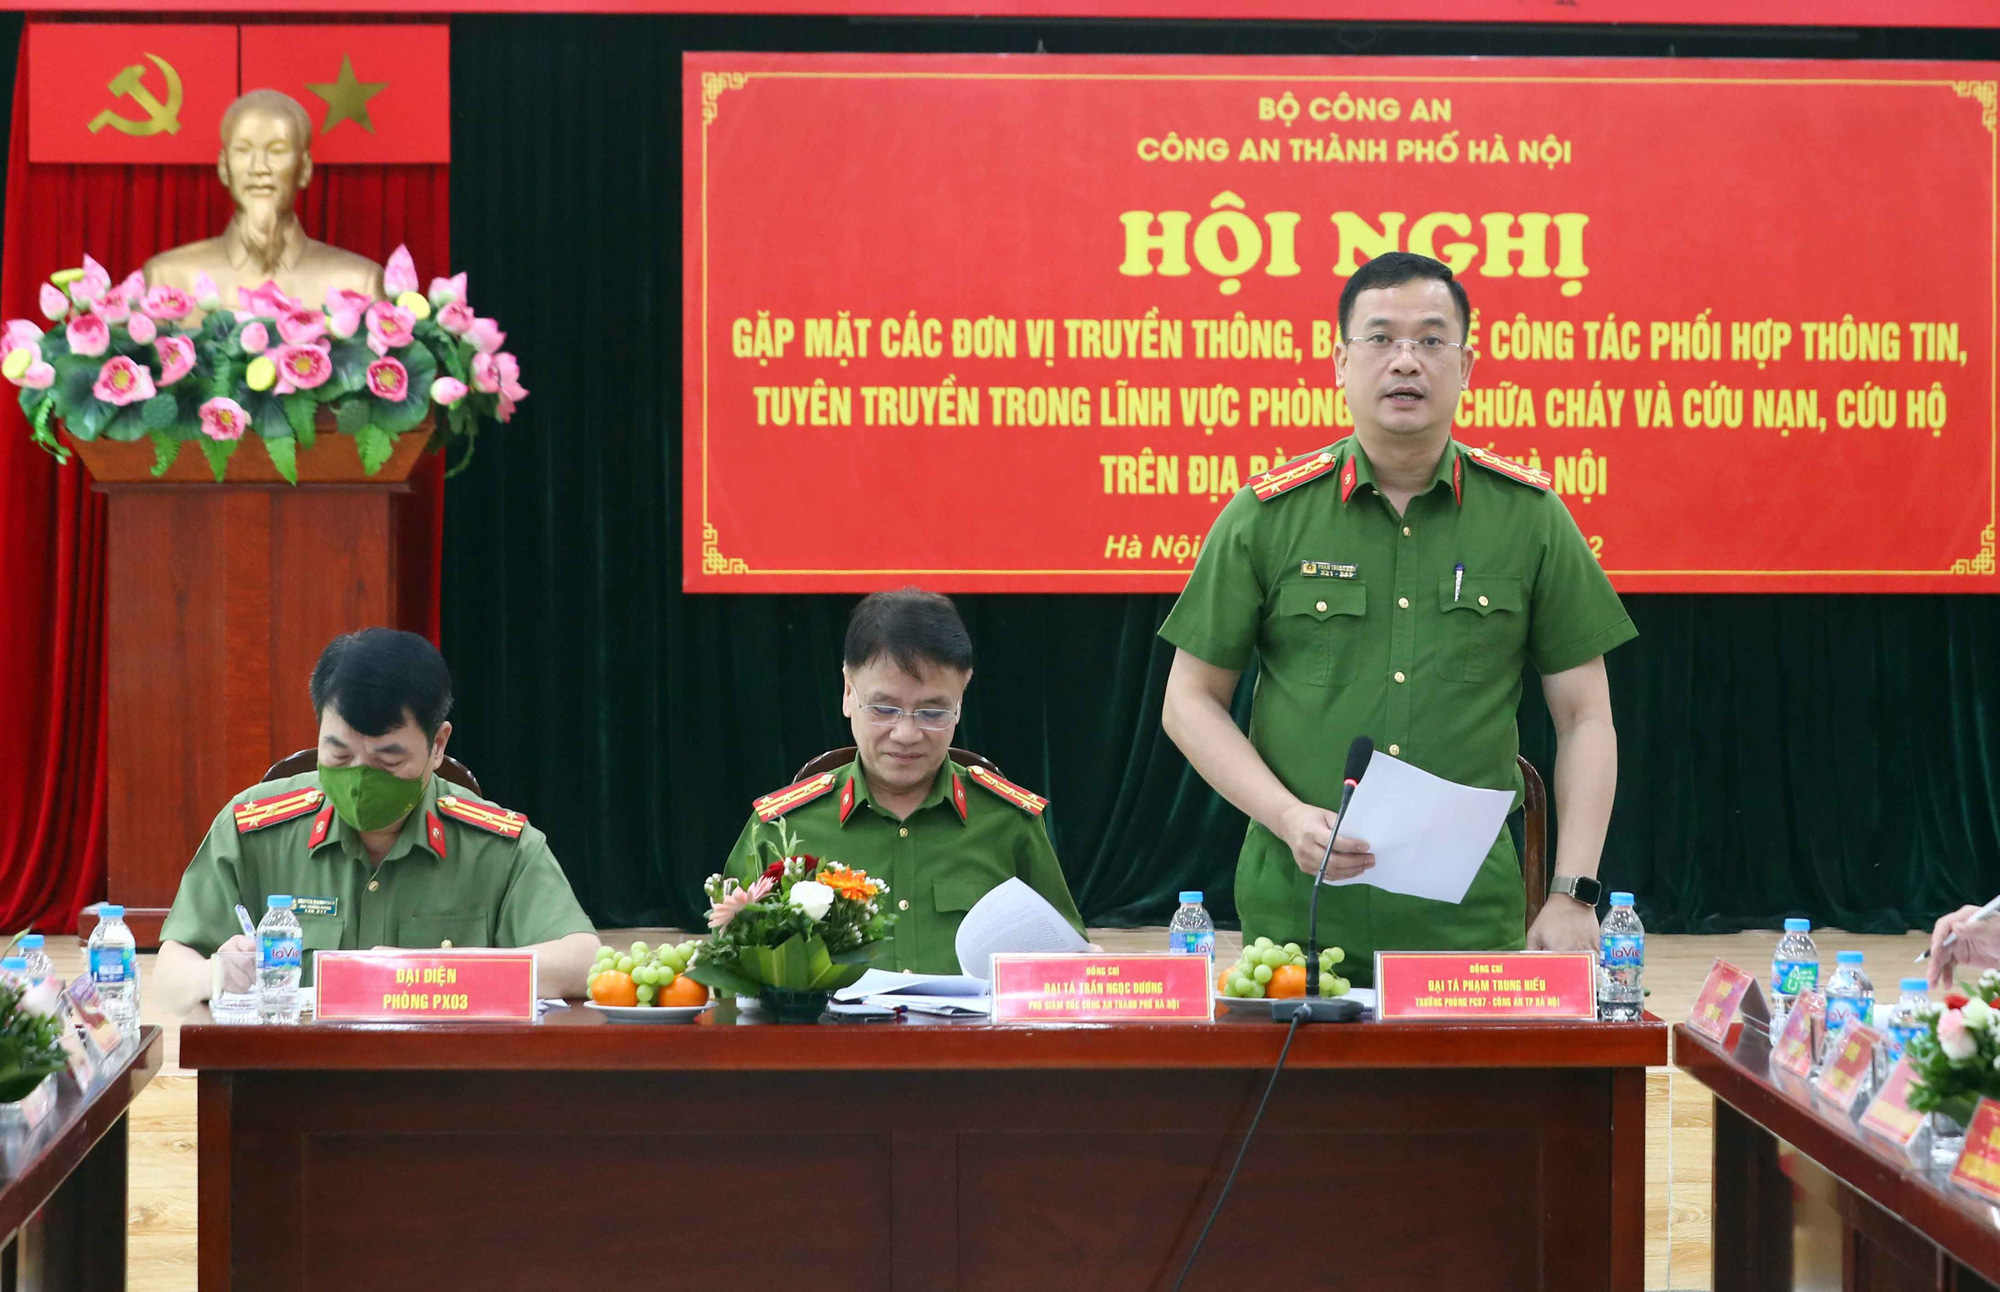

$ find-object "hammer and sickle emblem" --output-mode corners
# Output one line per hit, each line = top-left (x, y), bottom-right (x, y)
(87, 54), (184, 137)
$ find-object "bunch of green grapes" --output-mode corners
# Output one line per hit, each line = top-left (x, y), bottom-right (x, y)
(587, 938), (706, 1007)
(1218, 936), (1349, 999)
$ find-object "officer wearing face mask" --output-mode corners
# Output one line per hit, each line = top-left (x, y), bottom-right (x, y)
(154, 629), (598, 1014)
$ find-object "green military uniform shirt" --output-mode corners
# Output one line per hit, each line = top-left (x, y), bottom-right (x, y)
(724, 759), (1086, 975)
(1159, 436), (1636, 984)
(159, 770), (595, 984)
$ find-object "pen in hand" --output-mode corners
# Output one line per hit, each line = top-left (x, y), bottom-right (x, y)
(234, 904), (257, 940)
(1917, 891), (2000, 962)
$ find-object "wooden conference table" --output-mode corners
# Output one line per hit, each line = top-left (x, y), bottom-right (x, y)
(0, 1025), (161, 1291)
(1677, 1021), (2000, 1291)
(184, 1004), (1666, 1292)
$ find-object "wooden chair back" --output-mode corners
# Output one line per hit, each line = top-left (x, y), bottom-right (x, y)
(1518, 753), (1549, 931)
(262, 748), (483, 800)
(793, 746), (1004, 783)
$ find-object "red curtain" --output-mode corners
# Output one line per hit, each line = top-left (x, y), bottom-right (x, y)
(0, 29), (448, 933)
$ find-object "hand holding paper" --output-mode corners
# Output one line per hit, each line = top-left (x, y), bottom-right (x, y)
(1321, 752), (1514, 905)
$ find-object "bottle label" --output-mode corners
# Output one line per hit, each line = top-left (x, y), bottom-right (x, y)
(1773, 959), (1819, 996)
(260, 933), (302, 972)
(1172, 930), (1215, 957)
(88, 947), (129, 984)
(1826, 994), (1870, 1034)
(1889, 1023), (1924, 1058)
(1600, 933), (1644, 970)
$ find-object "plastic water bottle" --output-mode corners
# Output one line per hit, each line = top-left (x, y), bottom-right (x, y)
(0, 957), (27, 991)
(1821, 950), (1876, 1062)
(1167, 892), (1216, 959)
(18, 935), (52, 988)
(1771, 918), (1820, 1031)
(1885, 977), (1930, 1062)
(257, 895), (303, 1024)
(1597, 892), (1644, 1021)
(87, 905), (141, 1039)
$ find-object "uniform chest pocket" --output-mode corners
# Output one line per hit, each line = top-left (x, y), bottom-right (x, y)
(397, 912), (491, 950)
(933, 874), (992, 915)
(1267, 580), (1368, 687)
(1436, 575), (1527, 683)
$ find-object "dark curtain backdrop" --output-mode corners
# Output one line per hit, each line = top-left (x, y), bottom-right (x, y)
(435, 15), (1992, 935)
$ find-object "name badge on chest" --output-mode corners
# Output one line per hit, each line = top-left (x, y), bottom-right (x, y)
(294, 896), (339, 919)
(1300, 560), (1357, 579)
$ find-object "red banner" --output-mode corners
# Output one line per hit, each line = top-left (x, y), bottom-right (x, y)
(684, 54), (2000, 592)
(28, 24), (237, 163)
(240, 26), (450, 163)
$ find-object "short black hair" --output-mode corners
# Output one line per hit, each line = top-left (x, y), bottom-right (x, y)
(844, 588), (974, 678)
(309, 629), (454, 741)
(1339, 251), (1471, 342)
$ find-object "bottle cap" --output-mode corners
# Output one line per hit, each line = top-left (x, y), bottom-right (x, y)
(1609, 892), (1635, 906)
(268, 895), (294, 909)
(100, 904), (124, 919)
(1901, 978), (1930, 993)
(1783, 918), (1811, 932)
(2, 958), (25, 972)
(1837, 950), (1864, 964)
(1178, 891), (1204, 905)
(19, 935), (43, 949)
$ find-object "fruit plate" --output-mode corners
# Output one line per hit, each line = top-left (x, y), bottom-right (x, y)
(584, 1002), (712, 1024)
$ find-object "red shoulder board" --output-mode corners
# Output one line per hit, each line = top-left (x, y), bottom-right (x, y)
(1250, 450), (1338, 502)
(1465, 446), (1551, 491)
(234, 786), (325, 834)
(967, 765), (1049, 816)
(436, 795), (528, 839)
(754, 772), (837, 823)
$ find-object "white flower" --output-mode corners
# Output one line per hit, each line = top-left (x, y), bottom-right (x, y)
(790, 880), (834, 922)
(1966, 998), (1993, 1030)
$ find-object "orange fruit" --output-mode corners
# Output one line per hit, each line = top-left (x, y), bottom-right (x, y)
(661, 974), (710, 1008)
(1216, 967), (1232, 995)
(1266, 964), (1307, 999)
(590, 970), (638, 1007)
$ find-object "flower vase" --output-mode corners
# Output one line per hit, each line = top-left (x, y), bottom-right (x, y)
(758, 987), (832, 1023)
(1932, 1098), (1975, 1172)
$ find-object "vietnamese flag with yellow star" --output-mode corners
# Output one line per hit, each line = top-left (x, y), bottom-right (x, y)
(239, 26), (449, 164)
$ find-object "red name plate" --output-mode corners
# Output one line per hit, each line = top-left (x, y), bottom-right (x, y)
(1686, 959), (1756, 1043)
(1374, 951), (1596, 1021)
(1951, 1098), (2000, 1203)
(1813, 1023), (1882, 1117)
(990, 953), (1213, 1022)
(315, 950), (537, 1022)
(1772, 990), (1826, 1079)
(1860, 1058), (1928, 1149)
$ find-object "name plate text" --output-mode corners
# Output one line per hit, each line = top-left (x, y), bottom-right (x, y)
(315, 950), (537, 1022)
(1374, 951), (1596, 1021)
(990, 953), (1213, 1022)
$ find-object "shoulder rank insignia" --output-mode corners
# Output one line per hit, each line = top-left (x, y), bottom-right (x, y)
(1250, 450), (1339, 502)
(967, 765), (1049, 816)
(234, 786), (324, 834)
(436, 795), (528, 839)
(1465, 446), (1551, 491)
(753, 772), (837, 823)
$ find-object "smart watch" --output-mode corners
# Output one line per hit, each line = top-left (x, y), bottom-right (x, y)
(1548, 875), (1603, 907)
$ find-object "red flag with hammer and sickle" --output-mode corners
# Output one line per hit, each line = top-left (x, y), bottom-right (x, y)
(27, 24), (239, 164)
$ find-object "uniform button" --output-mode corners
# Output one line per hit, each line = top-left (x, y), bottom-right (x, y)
(1394, 671), (1407, 683)
(1397, 596), (1410, 610)
(1388, 744), (1401, 756)
(1315, 600), (1328, 613)
(367, 880), (379, 892)
(441, 939), (453, 949)
(899, 827), (909, 838)
(1478, 595), (1489, 607)
(898, 899), (910, 911)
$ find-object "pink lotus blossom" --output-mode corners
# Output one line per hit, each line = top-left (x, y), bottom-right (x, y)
(198, 397), (250, 442)
(67, 312), (110, 357)
(2, 339), (40, 382)
(117, 270), (145, 300)
(436, 301), (476, 336)
(125, 312), (157, 346)
(237, 280), (300, 319)
(470, 352), (501, 395)
(38, 283), (68, 322)
(1942, 1009), (1978, 1061)
(324, 291), (369, 340)
(271, 343), (333, 394)
(466, 317), (506, 355)
(429, 376), (469, 406)
(68, 255), (110, 305)
(93, 288), (131, 325)
(277, 309), (327, 346)
(494, 352), (527, 403)
(238, 321), (270, 355)
(366, 356), (409, 401)
(427, 273), (467, 309)
(155, 335), (197, 386)
(384, 246), (419, 297)
(364, 301), (416, 355)
(93, 356), (156, 406)
(2, 319), (44, 363)
(497, 393), (519, 423)
(17, 357), (54, 390)
(141, 285), (196, 321)
(190, 272), (223, 310)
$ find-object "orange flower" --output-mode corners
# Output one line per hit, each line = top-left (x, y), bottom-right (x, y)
(819, 867), (878, 902)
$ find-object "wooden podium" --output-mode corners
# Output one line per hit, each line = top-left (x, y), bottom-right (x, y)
(77, 424), (431, 944)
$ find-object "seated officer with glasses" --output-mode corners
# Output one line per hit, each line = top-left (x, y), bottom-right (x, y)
(723, 588), (1086, 973)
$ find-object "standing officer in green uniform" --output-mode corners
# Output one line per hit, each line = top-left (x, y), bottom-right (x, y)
(153, 629), (599, 1013)
(1160, 253), (1636, 984)
(724, 589), (1086, 975)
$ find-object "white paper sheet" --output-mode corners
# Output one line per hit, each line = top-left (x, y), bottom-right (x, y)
(954, 877), (1089, 978)
(863, 993), (992, 1017)
(1321, 751), (1515, 905)
(834, 968), (990, 1002)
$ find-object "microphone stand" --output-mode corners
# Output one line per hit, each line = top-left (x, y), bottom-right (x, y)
(1273, 779), (1364, 1024)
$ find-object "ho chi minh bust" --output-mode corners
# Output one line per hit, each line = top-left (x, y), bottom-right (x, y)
(144, 89), (385, 311)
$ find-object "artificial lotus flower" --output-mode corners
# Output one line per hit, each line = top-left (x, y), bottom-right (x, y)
(436, 301), (476, 336)
(66, 255), (110, 305)
(427, 273), (466, 309)
(38, 283), (68, 322)
(271, 344), (333, 394)
(494, 352), (527, 403)
(366, 356), (409, 401)
(67, 312), (110, 357)
(198, 396), (251, 442)
(93, 288), (132, 326)
(277, 309), (327, 347)
(126, 312), (157, 346)
(238, 321), (270, 355)
(244, 356), (278, 392)
(364, 301), (416, 355)
(140, 284), (196, 322)
(237, 280), (301, 319)
(429, 376), (469, 406)
(395, 291), (432, 322)
(383, 245), (419, 297)
(1, 341), (39, 382)
(117, 270), (145, 300)
(470, 351), (501, 395)
(93, 356), (157, 406)
(155, 335), (197, 386)
(324, 288), (371, 340)
(466, 317), (506, 355)
(191, 272), (223, 311)
(1, 319), (44, 363)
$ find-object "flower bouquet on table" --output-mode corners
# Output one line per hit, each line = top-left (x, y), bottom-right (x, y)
(2, 247), (524, 482)
(688, 822), (898, 1021)
(0, 978), (67, 1105)
(1905, 968), (2000, 1130)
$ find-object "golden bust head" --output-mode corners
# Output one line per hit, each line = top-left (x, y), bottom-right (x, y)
(218, 90), (314, 217)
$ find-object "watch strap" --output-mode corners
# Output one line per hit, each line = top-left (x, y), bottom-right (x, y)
(1550, 875), (1603, 906)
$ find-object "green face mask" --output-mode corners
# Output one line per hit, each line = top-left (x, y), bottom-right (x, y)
(318, 762), (428, 832)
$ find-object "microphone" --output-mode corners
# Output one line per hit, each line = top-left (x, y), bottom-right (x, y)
(1274, 735), (1372, 1023)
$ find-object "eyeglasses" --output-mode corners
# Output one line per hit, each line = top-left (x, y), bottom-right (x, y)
(860, 704), (959, 731)
(1348, 333), (1466, 363)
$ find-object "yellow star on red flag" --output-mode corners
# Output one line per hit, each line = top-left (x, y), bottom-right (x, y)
(306, 54), (387, 135)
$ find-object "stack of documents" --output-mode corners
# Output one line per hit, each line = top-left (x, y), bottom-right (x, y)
(832, 877), (1091, 1016)
(834, 969), (992, 1016)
